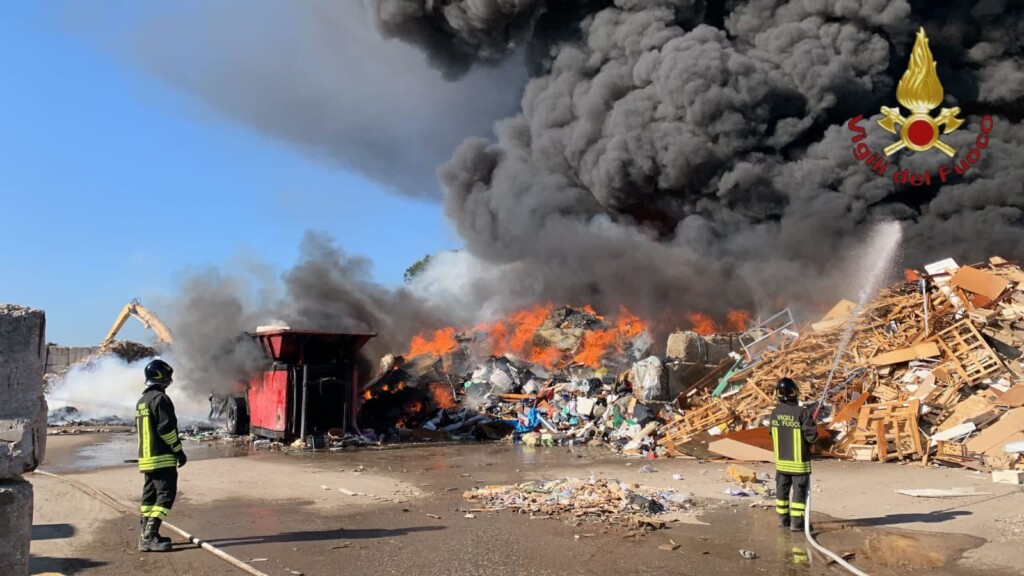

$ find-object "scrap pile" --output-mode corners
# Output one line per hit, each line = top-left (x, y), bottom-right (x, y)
(661, 256), (1024, 473)
(357, 305), (674, 452)
(462, 477), (695, 530)
(360, 257), (1024, 474)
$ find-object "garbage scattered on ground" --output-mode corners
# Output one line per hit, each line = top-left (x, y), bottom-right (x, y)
(46, 406), (133, 427)
(659, 540), (680, 551)
(739, 549), (758, 559)
(462, 476), (703, 531)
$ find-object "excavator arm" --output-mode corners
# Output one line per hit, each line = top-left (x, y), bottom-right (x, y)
(103, 299), (173, 345)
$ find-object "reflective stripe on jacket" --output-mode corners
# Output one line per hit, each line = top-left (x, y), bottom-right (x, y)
(770, 401), (818, 475)
(136, 385), (182, 472)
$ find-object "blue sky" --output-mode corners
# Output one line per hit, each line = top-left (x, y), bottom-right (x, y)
(1, 4), (461, 345)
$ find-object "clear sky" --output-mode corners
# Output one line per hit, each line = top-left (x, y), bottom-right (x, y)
(1, 4), (462, 346)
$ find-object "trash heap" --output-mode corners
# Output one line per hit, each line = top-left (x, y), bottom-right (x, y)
(462, 477), (696, 531)
(357, 305), (670, 452)
(662, 256), (1024, 475)
(361, 257), (1024, 476)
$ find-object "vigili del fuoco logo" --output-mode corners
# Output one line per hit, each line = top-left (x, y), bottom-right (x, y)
(847, 27), (994, 186)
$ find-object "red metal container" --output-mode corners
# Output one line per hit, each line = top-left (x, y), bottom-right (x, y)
(225, 328), (374, 441)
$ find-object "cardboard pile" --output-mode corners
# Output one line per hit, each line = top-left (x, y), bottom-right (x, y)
(661, 256), (1024, 473)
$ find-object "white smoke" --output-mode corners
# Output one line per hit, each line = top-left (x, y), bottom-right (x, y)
(47, 355), (212, 425)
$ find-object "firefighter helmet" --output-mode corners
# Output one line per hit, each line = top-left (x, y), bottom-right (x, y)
(145, 359), (174, 386)
(776, 377), (799, 402)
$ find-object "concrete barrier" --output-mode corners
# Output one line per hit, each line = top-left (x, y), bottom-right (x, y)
(0, 304), (47, 576)
(0, 479), (33, 575)
(0, 305), (47, 478)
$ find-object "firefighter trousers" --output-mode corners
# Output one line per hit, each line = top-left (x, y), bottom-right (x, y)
(141, 468), (178, 520)
(775, 472), (809, 519)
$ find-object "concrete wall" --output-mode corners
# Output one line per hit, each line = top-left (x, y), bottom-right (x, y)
(0, 480), (32, 575)
(0, 304), (47, 576)
(44, 346), (100, 375)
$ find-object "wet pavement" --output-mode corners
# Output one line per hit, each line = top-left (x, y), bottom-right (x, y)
(41, 437), (1014, 576)
(43, 431), (251, 473)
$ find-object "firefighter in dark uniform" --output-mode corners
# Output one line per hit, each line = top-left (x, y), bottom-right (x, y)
(135, 359), (187, 552)
(770, 377), (818, 532)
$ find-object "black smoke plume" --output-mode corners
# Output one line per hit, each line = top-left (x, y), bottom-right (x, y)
(168, 233), (449, 396)
(374, 0), (1024, 319)
(113, 1), (1024, 394)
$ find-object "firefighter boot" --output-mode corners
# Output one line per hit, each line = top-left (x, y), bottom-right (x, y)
(778, 514), (790, 528)
(790, 516), (805, 532)
(139, 515), (172, 546)
(139, 518), (172, 552)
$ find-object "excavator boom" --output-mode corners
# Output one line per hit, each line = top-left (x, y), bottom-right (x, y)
(103, 299), (173, 345)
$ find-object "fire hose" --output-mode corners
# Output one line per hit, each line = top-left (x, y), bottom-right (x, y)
(803, 492), (869, 576)
(34, 470), (270, 576)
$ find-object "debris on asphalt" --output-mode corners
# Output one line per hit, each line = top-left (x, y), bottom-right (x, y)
(463, 477), (701, 530)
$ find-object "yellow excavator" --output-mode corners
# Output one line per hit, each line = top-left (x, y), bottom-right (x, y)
(103, 298), (173, 345)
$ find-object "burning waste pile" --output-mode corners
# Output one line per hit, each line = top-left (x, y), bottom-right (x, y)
(357, 257), (1024, 478)
(355, 304), (746, 455)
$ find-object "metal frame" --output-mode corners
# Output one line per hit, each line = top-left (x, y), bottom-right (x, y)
(739, 308), (796, 361)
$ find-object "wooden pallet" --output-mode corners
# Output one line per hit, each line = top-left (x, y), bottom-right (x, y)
(851, 399), (923, 461)
(658, 402), (733, 449)
(933, 320), (1004, 384)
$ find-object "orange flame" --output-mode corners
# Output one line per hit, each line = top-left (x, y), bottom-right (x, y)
(407, 327), (457, 358)
(429, 382), (457, 409)
(403, 305), (651, 372)
(725, 310), (751, 332)
(572, 328), (617, 368)
(688, 312), (718, 336)
(904, 268), (920, 282)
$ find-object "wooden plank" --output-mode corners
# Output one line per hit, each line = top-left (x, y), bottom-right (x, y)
(965, 408), (1024, 454)
(994, 385), (1024, 408)
(950, 266), (1011, 300)
(936, 395), (994, 433)
(869, 342), (941, 366)
(831, 392), (869, 427)
(707, 438), (774, 462)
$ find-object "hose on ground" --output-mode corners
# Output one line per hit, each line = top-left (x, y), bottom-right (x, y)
(804, 491), (869, 576)
(34, 470), (270, 576)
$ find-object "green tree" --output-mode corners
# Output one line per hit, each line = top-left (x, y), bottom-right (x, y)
(404, 254), (433, 284)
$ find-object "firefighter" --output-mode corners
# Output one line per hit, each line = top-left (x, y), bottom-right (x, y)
(135, 359), (187, 552)
(770, 377), (818, 532)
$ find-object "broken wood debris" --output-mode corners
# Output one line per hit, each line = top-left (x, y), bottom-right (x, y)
(657, 256), (1024, 473)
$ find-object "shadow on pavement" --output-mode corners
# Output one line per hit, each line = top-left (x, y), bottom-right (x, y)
(841, 509), (972, 527)
(202, 525), (447, 548)
(30, 554), (108, 574)
(32, 523), (76, 540)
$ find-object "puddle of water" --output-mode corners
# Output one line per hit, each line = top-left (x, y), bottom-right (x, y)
(45, 433), (253, 473)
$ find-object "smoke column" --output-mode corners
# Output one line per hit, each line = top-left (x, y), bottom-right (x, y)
(84, 1), (1024, 396)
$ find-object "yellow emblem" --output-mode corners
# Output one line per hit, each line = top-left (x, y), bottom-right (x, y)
(877, 28), (964, 157)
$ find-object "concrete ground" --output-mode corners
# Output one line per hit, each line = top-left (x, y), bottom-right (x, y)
(26, 433), (1024, 575)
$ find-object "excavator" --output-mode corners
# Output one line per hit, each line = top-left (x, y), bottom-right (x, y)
(104, 299), (173, 346)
